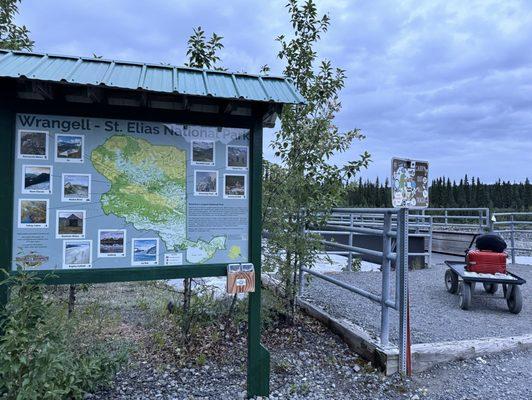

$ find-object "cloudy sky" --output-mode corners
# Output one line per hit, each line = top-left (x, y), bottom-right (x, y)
(17, 0), (532, 182)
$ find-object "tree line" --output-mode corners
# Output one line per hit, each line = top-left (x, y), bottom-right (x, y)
(344, 176), (532, 210)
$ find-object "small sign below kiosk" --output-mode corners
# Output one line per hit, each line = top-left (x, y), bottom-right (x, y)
(227, 263), (255, 294)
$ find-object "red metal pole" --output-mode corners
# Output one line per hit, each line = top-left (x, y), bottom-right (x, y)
(406, 295), (412, 376)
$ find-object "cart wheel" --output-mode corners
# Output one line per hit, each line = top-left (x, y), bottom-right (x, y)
(445, 269), (459, 294)
(483, 282), (498, 294)
(507, 285), (522, 314)
(459, 282), (472, 310)
(503, 284), (508, 298)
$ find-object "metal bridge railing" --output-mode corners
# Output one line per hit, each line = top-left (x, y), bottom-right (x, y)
(323, 210), (433, 267)
(491, 211), (532, 264)
(299, 208), (410, 374)
(413, 207), (490, 231)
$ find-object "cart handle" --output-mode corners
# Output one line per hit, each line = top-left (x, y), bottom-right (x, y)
(465, 233), (479, 254)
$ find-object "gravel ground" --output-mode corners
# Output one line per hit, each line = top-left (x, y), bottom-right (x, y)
(414, 349), (532, 400)
(79, 283), (421, 400)
(69, 281), (532, 400)
(89, 322), (421, 400)
(89, 348), (532, 400)
(302, 255), (532, 344)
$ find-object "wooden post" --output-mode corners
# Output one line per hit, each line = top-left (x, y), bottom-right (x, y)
(68, 284), (76, 317)
(247, 117), (270, 397)
(0, 281), (8, 336)
(0, 108), (14, 337)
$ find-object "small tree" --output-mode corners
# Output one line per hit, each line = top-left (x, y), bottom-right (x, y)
(0, 0), (33, 50)
(263, 0), (370, 321)
(181, 26), (224, 340)
(185, 26), (224, 70)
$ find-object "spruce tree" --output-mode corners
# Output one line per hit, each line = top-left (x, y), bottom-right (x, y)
(523, 178), (532, 211)
(464, 174), (471, 206)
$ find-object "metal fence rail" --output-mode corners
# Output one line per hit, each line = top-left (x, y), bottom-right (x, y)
(299, 208), (410, 374)
(413, 207), (490, 231)
(323, 209), (432, 267)
(491, 211), (532, 263)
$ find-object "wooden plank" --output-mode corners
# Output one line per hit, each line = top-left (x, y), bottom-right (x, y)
(297, 298), (383, 366)
(432, 240), (470, 254)
(432, 231), (477, 255)
(298, 296), (532, 375)
(432, 231), (477, 242)
(411, 334), (532, 372)
(432, 237), (474, 245)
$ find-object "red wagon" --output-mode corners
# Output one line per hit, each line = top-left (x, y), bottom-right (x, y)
(444, 260), (526, 314)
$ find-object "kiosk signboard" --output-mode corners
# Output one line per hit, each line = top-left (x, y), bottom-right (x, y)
(12, 114), (250, 271)
(0, 49), (311, 396)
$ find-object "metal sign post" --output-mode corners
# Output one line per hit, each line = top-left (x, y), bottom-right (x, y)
(392, 157), (429, 376)
(397, 207), (410, 375)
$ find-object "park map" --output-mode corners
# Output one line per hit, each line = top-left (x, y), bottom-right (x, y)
(92, 136), (225, 264)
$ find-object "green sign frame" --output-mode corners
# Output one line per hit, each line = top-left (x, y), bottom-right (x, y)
(0, 99), (270, 397)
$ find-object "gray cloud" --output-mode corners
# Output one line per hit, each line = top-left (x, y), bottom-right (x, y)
(17, 0), (532, 182)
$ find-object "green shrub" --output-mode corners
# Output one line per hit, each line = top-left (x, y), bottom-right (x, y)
(0, 271), (127, 399)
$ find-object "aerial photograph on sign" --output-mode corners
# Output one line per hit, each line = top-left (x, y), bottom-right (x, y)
(56, 210), (85, 238)
(98, 229), (126, 257)
(191, 140), (215, 165)
(227, 145), (248, 170)
(132, 238), (159, 266)
(18, 199), (49, 228)
(194, 170), (218, 196)
(224, 174), (246, 199)
(63, 239), (92, 268)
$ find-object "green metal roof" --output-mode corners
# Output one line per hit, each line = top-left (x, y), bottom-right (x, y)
(0, 49), (305, 104)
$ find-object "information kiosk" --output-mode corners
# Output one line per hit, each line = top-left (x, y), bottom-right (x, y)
(0, 49), (305, 397)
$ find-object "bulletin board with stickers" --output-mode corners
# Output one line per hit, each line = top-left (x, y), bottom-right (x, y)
(391, 157), (429, 209)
